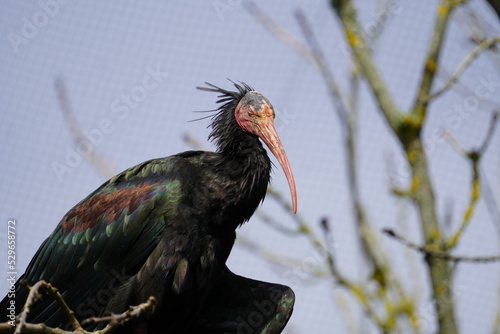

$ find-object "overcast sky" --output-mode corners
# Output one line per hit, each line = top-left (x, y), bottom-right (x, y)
(1, 1), (499, 333)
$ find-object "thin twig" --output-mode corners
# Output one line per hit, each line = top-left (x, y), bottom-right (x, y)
(182, 133), (209, 151)
(478, 112), (499, 154)
(328, 3), (422, 330)
(424, 36), (500, 102)
(293, 9), (349, 127)
(245, 3), (351, 129)
(249, 3), (420, 331)
(1, 281), (156, 334)
(441, 129), (467, 155)
(482, 170), (500, 236)
(15, 281), (83, 334)
(266, 188), (321, 244)
(266, 187), (386, 328)
(249, 188), (386, 327)
(383, 228), (500, 262)
(244, 2), (318, 68)
(448, 161), (480, 246)
(455, 6), (500, 93)
(255, 209), (301, 235)
(295, 11), (397, 313)
(432, 63), (500, 110)
(236, 235), (327, 279)
(412, 0), (465, 121)
(54, 77), (115, 180)
(332, 0), (401, 132)
(81, 296), (156, 328)
(446, 112), (499, 248)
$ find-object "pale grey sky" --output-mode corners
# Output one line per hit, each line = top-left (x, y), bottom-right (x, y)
(1, 1), (499, 333)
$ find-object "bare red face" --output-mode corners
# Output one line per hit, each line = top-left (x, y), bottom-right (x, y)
(235, 91), (297, 214)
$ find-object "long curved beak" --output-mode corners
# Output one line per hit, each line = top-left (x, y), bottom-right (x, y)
(256, 121), (298, 214)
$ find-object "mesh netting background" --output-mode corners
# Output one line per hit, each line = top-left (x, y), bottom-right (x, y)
(0, 1), (499, 333)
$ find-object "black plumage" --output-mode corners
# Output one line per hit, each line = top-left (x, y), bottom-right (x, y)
(0, 81), (297, 333)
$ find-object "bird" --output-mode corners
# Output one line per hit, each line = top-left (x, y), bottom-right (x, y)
(0, 81), (297, 333)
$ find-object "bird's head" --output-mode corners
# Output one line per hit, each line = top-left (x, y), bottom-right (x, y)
(197, 81), (297, 214)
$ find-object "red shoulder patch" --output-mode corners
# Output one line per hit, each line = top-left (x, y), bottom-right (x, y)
(62, 183), (154, 233)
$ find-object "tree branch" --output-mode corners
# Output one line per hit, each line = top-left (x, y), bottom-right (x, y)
(243, 2), (318, 68)
(412, 0), (466, 121)
(424, 36), (500, 103)
(445, 112), (499, 248)
(269, 182), (388, 329)
(236, 235), (327, 279)
(331, 1), (464, 333)
(293, 9), (349, 128)
(54, 77), (116, 180)
(247, 2), (428, 332)
(383, 228), (500, 262)
(82, 297), (156, 328)
(331, 0), (402, 133)
(0, 281), (156, 334)
(14, 281), (82, 334)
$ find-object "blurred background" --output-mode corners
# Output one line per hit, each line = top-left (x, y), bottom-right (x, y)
(1, 1), (499, 333)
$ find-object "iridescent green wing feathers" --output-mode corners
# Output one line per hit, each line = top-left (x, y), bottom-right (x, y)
(13, 156), (188, 326)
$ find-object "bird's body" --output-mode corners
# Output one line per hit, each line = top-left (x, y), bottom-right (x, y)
(0, 82), (296, 333)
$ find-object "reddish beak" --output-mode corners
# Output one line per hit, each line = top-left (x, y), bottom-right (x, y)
(256, 120), (298, 214)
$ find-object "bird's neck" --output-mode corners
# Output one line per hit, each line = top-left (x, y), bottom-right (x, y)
(214, 133), (272, 228)
(208, 109), (272, 227)
(221, 131), (272, 192)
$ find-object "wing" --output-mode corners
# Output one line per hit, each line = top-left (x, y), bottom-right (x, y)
(0, 155), (193, 328)
(192, 267), (295, 334)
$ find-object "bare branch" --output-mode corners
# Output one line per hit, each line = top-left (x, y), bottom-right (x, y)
(445, 112), (499, 248)
(288, 10), (388, 285)
(248, 3), (424, 331)
(81, 296), (156, 328)
(441, 129), (467, 156)
(236, 235), (327, 278)
(432, 63), (500, 109)
(14, 281), (82, 334)
(293, 9), (349, 127)
(244, 2), (318, 68)
(54, 77), (116, 179)
(331, 1), (465, 332)
(244, 3), (351, 129)
(332, 0), (402, 132)
(424, 36), (500, 102)
(454, 5), (500, 86)
(412, 0), (467, 121)
(478, 112), (499, 155)
(266, 188), (386, 328)
(266, 188), (321, 243)
(1, 284), (155, 334)
(383, 228), (500, 262)
(482, 170), (500, 236)
(182, 133), (209, 151)
(255, 209), (301, 236)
